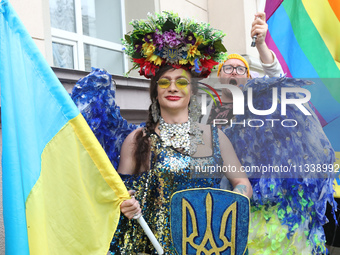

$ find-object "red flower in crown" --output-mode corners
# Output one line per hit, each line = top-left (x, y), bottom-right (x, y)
(133, 58), (163, 78)
(200, 58), (219, 71)
(199, 58), (219, 78)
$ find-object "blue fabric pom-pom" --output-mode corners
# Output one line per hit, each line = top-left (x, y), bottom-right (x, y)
(71, 68), (142, 169)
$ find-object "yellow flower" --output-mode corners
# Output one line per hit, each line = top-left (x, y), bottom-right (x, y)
(179, 59), (188, 65)
(147, 54), (163, 65)
(142, 43), (155, 57)
(188, 44), (200, 58)
(180, 58), (195, 66)
(187, 35), (204, 58)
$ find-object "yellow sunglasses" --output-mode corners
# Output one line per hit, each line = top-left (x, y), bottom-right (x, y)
(157, 78), (190, 89)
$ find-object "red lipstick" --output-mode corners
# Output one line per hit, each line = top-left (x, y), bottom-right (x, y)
(166, 96), (181, 101)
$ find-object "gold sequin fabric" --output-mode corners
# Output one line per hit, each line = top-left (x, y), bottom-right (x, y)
(110, 126), (223, 254)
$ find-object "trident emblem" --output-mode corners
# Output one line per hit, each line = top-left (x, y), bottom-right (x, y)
(170, 188), (249, 255)
(167, 48), (178, 61)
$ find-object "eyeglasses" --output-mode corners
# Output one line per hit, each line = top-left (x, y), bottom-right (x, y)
(157, 77), (190, 89)
(222, 65), (247, 75)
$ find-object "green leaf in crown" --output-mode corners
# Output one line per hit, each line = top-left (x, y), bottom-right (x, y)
(162, 19), (177, 32)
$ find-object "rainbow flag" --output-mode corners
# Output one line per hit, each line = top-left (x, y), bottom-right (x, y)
(0, 1), (130, 254)
(265, 0), (340, 197)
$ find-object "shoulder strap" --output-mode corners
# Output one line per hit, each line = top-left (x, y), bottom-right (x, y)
(210, 125), (222, 161)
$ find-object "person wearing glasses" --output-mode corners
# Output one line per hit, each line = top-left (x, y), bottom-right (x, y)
(114, 64), (252, 254)
(106, 13), (252, 254)
(202, 12), (283, 127)
(220, 12), (284, 84)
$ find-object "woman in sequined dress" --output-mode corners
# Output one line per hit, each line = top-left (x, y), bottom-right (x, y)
(109, 65), (252, 254)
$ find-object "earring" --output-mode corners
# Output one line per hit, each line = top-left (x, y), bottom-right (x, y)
(151, 100), (160, 123)
(189, 95), (201, 122)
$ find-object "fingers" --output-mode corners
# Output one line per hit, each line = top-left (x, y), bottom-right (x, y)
(128, 189), (136, 196)
(251, 24), (267, 38)
(121, 197), (141, 219)
(254, 12), (266, 21)
(120, 190), (142, 219)
(251, 18), (266, 32)
(251, 13), (268, 44)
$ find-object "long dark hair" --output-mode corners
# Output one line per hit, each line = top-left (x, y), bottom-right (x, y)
(133, 65), (198, 174)
(133, 65), (175, 174)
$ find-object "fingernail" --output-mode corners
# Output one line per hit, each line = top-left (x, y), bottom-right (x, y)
(133, 213), (142, 219)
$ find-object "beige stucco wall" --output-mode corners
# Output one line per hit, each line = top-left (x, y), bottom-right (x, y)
(160, 0), (208, 22)
(208, 0), (247, 55)
(10, 0), (53, 64)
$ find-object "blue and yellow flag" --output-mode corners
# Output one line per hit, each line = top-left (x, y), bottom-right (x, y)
(0, 1), (130, 254)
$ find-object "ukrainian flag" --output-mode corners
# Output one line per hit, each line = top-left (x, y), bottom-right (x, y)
(0, 1), (130, 254)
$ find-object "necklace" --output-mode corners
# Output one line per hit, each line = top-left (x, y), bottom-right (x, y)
(158, 116), (203, 155)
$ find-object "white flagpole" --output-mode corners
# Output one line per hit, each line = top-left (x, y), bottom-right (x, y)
(133, 214), (164, 254)
(251, 0), (267, 47)
(258, 0), (266, 14)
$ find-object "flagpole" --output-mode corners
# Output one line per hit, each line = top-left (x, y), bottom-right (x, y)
(251, 0), (266, 47)
(133, 214), (164, 254)
(257, 0), (266, 15)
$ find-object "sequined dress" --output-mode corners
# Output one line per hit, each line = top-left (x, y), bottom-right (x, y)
(109, 127), (222, 254)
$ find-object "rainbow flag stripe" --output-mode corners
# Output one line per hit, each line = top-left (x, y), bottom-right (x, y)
(265, 0), (340, 196)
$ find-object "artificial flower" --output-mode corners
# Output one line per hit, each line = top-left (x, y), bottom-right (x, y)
(154, 30), (164, 49)
(184, 32), (196, 45)
(188, 44), (200, 58)
(200, 58), (219, 70)
(204, 45), (216, 55)
(134, 40), (143, 53)
(147, 54), (163, 66)
(134, 58), (158, 78)
(142, 43), (156, 57)
(163, 30), (182, 48)
(144, 33), (154, 43)
(179, 59), (188, 65)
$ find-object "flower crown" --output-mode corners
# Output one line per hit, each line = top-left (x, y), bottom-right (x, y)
(123, 12), (227, 78)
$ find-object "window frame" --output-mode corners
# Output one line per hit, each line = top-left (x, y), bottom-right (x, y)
(50, 0), (128, 73)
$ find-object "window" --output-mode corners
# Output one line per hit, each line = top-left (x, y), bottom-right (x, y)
(50, 0), (127, 75)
